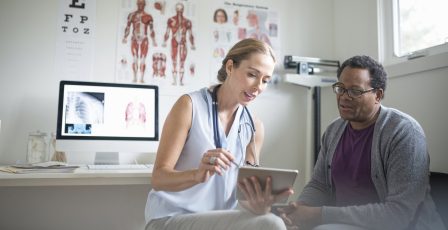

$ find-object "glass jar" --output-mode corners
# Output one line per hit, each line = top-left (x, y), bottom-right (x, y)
(27, 131), (49, 163)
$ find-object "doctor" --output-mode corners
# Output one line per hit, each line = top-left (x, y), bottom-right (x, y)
(144, 38), (292, 230)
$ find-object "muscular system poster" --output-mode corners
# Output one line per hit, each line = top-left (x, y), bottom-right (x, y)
(115, 0), (199, 91)
(115, 0), (280, 93)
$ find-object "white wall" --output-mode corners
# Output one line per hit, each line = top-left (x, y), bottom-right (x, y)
(333, 0), (379, 61)
(1, 0), (446, 229)
(0, 0), (333, 161)
(322, 63), (448, 174)
(326, 0), (448, 174)
(383, 65), (448, 173)
(0, 0), (336, 191)
(0, 0), (334, 229)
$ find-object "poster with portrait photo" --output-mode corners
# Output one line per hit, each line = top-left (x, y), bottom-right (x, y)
(208, 1), (280, 85)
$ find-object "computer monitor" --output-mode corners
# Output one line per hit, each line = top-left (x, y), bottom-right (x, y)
(56, 80), (159, 164)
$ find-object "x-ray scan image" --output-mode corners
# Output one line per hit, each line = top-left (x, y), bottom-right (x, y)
(65, 92), (105, 124)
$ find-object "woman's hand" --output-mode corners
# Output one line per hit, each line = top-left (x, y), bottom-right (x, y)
(194, 148), (235, 183)
(238, 176), (294, 215)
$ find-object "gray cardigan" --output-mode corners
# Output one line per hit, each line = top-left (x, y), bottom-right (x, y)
(298, 106), (445, 230)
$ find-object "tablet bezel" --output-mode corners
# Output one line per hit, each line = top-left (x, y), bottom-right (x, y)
(237, 166), (299, 203)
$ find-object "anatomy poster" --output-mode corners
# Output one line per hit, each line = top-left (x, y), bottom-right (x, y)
(115, 0), (199, 91)
(208, 1), (280, 84)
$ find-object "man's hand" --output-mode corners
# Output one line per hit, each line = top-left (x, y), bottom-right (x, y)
(276, 201), (322, 229)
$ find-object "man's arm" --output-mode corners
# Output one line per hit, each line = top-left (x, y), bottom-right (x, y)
(298, 128), (335, 206)
(278, 124), (336, 228)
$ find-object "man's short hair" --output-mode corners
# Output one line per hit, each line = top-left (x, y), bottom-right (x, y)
(337, 55), (387, 92)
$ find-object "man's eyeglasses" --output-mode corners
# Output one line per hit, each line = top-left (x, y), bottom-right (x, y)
(332, 83), (376, 98)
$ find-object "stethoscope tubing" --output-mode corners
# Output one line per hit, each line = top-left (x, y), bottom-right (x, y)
(211, 85), (255, 149)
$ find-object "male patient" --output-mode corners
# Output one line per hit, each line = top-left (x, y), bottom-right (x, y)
(278, 55), (445, 230)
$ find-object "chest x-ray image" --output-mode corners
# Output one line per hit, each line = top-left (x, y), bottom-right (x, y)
(65, 92), (105, 125)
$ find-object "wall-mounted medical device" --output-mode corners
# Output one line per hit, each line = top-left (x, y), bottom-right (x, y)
(283, 55), (340, 75)
(283, 56), (340, 164)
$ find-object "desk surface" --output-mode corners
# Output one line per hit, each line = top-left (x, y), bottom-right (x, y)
(0, 166), (152, 187)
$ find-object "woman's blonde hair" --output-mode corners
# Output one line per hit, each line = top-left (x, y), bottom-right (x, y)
(217, 38), (276, 82)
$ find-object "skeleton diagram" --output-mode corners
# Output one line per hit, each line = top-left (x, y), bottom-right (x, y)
(122, 0), (157, 83)
(162, 2), (195, 86)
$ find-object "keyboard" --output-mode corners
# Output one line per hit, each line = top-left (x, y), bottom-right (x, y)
(87, 164), (153, 170)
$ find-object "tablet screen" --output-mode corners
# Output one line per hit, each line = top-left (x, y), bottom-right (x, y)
(237, 166), (299, 203)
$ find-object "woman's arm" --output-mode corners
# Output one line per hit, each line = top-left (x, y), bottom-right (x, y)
(151, 95), (227, 191)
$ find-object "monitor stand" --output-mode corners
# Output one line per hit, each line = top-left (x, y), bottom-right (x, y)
(94, 152), (119, 165)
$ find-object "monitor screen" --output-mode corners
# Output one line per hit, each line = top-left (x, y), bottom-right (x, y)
(55, 80), (159, 164)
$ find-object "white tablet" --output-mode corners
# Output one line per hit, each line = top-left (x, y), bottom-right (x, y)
(237, 166), (299, 203)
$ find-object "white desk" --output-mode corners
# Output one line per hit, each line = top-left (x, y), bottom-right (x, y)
(0, 166), (153, 230)
(0, 166), (152, 186)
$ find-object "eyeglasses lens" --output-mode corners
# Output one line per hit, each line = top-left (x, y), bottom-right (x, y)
(333, 86), (344, 95)
(333, 86), (362, 98)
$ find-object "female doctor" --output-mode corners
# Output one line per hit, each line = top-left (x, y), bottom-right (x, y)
(144, 38), (293, 230)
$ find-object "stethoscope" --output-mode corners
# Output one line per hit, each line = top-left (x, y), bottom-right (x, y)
(211, 85), (258, 166)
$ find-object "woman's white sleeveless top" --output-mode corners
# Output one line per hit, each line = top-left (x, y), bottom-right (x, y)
(144, 87), (254, 223)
